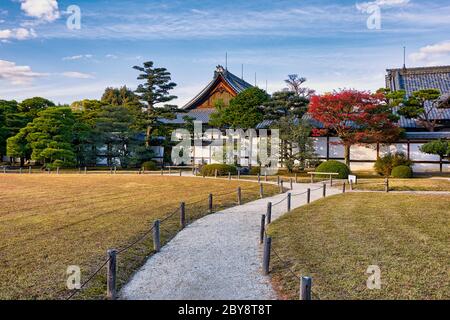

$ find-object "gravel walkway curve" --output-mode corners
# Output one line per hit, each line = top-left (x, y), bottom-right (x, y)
(120, 179), (341, 300)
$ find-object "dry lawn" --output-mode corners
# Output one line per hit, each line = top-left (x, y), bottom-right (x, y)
(0, 174), (277, 300)
(354, 178), (450, 192)
(267, 193), (450, 300)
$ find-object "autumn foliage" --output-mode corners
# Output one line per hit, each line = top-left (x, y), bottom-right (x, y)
(308, 89), (401, 165)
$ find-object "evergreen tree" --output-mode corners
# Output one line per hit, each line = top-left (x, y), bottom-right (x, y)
(133, 61), (178, 146)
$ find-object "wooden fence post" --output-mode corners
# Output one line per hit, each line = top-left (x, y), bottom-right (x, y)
(290, 178), (293, 190)
(180, 202), (186, 229)
(323, 183), (326, 198)
(260, 214), (266, 245)
(287, 193), (291, 212)
(179, 169), (182, 177)
(3, 166), (6, 174)
(192, 167), (195, 175)
(258, 173), (261, 183)
(385, 178), (389, 193)
(350, 180), (354, 190)
(238, 170), (240, 180)
(259, 184), (264, 199)
(106, 249), (117, 300)
(114, 166), (117, 174)
(214, 169), (218, 178)
(266, 202), (272, 225)
(262, 236), (272, 275)
(228, 172), (231, 180)
(330, 175), (333, 186)
(277, 176), (280, 186)
(279, 181), (284, 193)
(237, 187), (242, 205)
(310, 174), (314, 184)
(342, 182), (346, 193)
(57, 167), (60, 175)
(153, 220), (161, 252)
(208, 193), (213, 214)
(307, 188), (311, 204)
(299, 276), (312, 300)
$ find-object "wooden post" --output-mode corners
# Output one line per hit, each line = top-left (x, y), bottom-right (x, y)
(295, 173), (298, 184)
(238, 170), (240, 180)
(277, 176), (280, 186)
(330, 176), (333, 187)
(114, 166), (117, 174)
(228, 172), (231, 180)
(307, 188), (311, 204)
(323, 183), (326, 198)
(237, 187), (242, 205)
(260, 214), (266, 245)
(259, 184), (264, 199)
(214, 169), (218, 178)
(56, 167), (60, 175)
(179, 169), (182, 177)
(279, 180), (284, 193)
(299, 276), (312, 300)
(342, 182), (346, 193)
(266, 202), (272, 224)
(106, 249), (117, 300)
(385, 178), (389, 193)
(350, 180), (354, 191)
(3, 166), (6, 174)
(192, 167), (195, 175)
(287, 193), (291, 212)
(180, 202), (186, 229)
(258, 173), (261, 183)
(262, 236), (272, 275)
(19, 167), (22, 174)
(208, 193), (213, 214)
(310, 174), (314, 183)
(290, 178), (293, 190)
(153, 220), (161, 252)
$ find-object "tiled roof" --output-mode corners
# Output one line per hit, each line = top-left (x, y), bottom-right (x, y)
(183, 66), (252, 110)
(386, 66), (450, 128)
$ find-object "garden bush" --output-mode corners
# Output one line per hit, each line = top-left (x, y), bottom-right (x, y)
(142, 161), (158, 171)
(391, 165), (413, 178)
(200, 164), (237, 176)
(315, 160), (350, 179)
(374, 153), (412, 177)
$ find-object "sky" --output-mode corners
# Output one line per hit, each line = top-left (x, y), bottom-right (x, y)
(0, 0), (450, 107)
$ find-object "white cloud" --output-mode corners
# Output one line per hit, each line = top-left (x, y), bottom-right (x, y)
(62, 54), (93, 61)
(105, 54), (118, 59)
(410, 40), (450, 63)
(0, 28), (36, 40)
(0, 59), (48, 85)
(356, 0), (410, 11)
(61, 71), (94, 79)
(20, 0), (60, 22)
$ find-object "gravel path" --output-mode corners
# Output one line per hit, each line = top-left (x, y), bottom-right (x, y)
(120, 180), (341, 300)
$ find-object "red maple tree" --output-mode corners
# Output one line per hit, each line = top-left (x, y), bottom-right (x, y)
(308, 89), (401, 166)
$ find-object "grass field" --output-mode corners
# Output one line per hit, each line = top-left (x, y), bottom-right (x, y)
(0, 174), (277, 300)
(267, 193), (450, 300)
(354, 178), (450, 191)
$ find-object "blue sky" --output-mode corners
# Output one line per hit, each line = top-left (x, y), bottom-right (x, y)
(1, 0), (449, 106)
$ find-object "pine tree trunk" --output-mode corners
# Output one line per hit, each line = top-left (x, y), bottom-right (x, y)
(344, 144), (351, 167)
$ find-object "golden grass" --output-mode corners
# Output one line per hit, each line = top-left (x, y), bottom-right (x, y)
(354, 178), (450, 191)
(0, 174), (277, 300)
(267, 193), (450, 300)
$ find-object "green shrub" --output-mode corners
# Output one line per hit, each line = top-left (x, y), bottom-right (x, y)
(374, 153), (412, 177)
(142, 161), (158, 171)
(200, 164), (237, 176)
(315, 160), (350, 179)
(391, 165), (413, 178)
(249, 166), (261, 175)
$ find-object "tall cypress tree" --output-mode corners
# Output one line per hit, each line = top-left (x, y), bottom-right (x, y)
(133, 61), (178, 146)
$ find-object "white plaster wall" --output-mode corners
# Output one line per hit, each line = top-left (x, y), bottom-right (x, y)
(379, 143), (408, 156)
(350, 144), (377, 161)
(410, 144), (440, 161)
(349, 162), (375, 171)
(329, 137), (344, 158)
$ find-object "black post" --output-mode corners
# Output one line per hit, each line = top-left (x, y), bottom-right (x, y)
(260, 214), (266, 245)
(262, 236), (272, 275)
(299, 276), (312, 300)
(106, 249), (117, 300)
(277, 176), (280, 186)
(259, 183), (264, 199)
(153, 220), (161, 252)
(180, 202), (186, 229)
(287, 193), (291, 212)
(342, 182), (346, 193)
(208, 193), (213, 213)
(323, 183), (326, 198)
(290, 178), (293, 190)
(279, 181), (284, 193)
(307, 188), (311, 204)
(266, 202), (272, 225)
(258, 173), (261, 183)
(385, 178), (389, 193)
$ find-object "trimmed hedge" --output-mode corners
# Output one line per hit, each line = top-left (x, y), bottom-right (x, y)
(200, 164), (237, 176)
(374, 153), (412, 177)
(142, 161), (158, 171)
(391, 165), (413, 178)
(315, 160), (350, 179)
